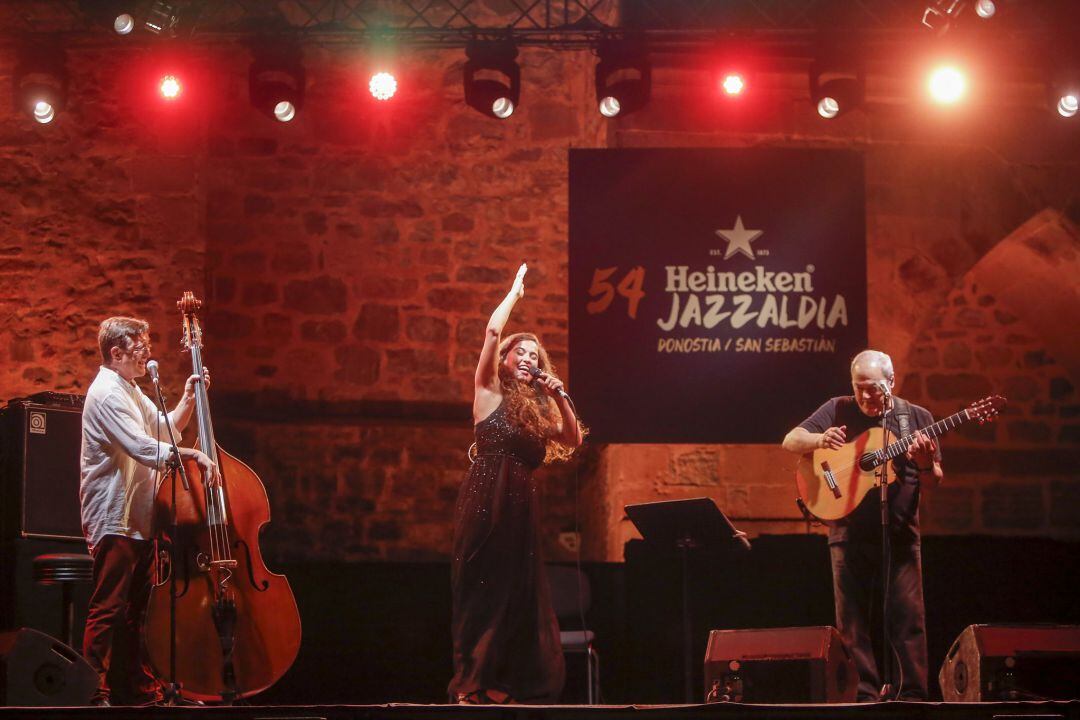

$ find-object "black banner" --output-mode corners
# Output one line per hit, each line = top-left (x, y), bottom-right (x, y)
(568, 148), (867, 443)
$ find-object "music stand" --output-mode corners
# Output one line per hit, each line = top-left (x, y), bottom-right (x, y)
(625, 497), (750, 703)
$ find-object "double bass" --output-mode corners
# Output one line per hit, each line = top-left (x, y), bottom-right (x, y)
(144, 292), (301, 703)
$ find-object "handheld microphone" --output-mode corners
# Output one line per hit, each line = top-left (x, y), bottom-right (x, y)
(527, 366), (570, 400)
(146, 359), (160, 384)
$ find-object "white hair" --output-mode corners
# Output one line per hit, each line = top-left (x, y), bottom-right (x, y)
(850, 349), (894, 382)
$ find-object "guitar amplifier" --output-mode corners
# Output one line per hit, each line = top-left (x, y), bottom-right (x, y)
(0, 394), (85, 541)
(939, 624), (1080, 701)
(704, 626), (857, 703)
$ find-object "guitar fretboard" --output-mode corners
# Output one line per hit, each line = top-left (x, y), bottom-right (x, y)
(875, 409), (971, 463)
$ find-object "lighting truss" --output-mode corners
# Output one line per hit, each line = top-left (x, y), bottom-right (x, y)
(0, 0), (1056, 46)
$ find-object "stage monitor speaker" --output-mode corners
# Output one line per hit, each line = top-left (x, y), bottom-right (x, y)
(0, 393), (84, 541)
(704, 626), (856, 703)
(939, 624), (1080, 701)
(0, 627), (97, 706)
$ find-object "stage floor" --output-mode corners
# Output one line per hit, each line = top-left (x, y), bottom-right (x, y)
(0, 702), (1078, 719)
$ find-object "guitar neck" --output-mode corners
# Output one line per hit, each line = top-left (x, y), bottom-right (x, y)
(881, 408), (970, 461)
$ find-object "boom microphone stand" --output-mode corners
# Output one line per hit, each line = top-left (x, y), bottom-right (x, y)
(149, 364), (189, 706)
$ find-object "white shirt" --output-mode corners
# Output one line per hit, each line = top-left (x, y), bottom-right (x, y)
(79, 366), (181, 552)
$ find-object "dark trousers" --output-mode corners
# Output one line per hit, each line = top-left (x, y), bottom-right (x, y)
(829, 539), (929, 701)
(83, 535), (161, 705)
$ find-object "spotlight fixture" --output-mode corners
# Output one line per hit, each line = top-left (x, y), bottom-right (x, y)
(15, 46), (67, 125)
(464, 40), (520, 120)
(920, 0), (993, 33)
(721, 73), (746, 97)
(1049, 65), (1079, 118)
(594, 42), (650, 118)
(927, 65), (966, 105)
(369, 72), (398, 101)
(809, 63), (864, 120)
(144, 0), (179, 35)
(249, 47), (305, 123)
(1050, 79), (1078, 118)
(77, 1), (137, 35)
(1058, 94), (1078, 118)
(974, 0), (996, 19)
(159, 74), (182, 100)
(114, 13), (135, 34)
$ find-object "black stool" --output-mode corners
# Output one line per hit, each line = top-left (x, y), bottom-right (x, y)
(33, 553), (94, 649)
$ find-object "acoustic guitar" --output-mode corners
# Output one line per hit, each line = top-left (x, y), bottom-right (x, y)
(794, 395), (1006, 522)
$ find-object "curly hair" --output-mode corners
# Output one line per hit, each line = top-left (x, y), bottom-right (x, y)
(498, 332), (583, 464)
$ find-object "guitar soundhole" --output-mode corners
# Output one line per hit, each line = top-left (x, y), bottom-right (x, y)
(858, 452), (878, 472)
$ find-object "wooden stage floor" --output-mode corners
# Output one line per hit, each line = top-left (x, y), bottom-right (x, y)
(0, 702), (1077, 719)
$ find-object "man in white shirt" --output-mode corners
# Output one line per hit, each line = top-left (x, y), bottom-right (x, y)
(80, 316), (219, 706)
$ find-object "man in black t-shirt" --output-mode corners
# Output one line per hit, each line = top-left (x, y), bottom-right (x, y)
(782, 350), (942, 701)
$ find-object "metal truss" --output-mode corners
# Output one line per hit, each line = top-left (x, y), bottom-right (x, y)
(0, 0), (1063, 46)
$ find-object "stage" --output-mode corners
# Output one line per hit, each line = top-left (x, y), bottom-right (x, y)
(1, 701), (1079, 720)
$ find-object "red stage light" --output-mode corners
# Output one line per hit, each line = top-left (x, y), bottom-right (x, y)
(369, 72), (397, 101)
(721, 73), (745, 96)
(159, 74), (182, 100)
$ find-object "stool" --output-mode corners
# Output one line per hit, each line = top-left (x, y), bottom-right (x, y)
(33, 553), (94, 649)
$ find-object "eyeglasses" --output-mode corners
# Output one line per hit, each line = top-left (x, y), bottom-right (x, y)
(126, 341), (152, 357)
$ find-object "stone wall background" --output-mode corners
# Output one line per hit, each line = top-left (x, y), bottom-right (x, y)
(2, 33), (1078, 563)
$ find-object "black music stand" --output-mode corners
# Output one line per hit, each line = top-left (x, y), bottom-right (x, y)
(625, 497), (750, 703)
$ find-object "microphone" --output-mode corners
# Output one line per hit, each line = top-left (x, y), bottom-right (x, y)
(527, 366), (570, 400)
(146, 359), (160, 384)
(875, 379), (892, 397)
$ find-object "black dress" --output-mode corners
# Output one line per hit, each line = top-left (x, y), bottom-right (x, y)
(448, 402), (565, 702)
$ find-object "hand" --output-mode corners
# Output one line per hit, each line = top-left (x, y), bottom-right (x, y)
(510, 263), (527, 299)
(819, 425), (847, 450)
(534, 371), (565, 398)
(193, 450), (221, 487)
(905, 430), (937, 468)
(183, 367), (210, 400)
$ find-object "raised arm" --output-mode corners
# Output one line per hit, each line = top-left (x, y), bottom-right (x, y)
(475, 263), (527, 393)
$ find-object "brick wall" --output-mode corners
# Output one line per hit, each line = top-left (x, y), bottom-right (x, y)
(1, 37), (1078, 562)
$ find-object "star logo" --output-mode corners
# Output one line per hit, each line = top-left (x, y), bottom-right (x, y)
(715, 215), (763, 261)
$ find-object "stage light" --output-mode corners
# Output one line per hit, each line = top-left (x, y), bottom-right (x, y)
(974, 0), (996, 19)
(815, 80), (863, 118)
(810, 63), (864, 120)
(721, 73), (745, 96)
(250, 48), (305, 122)
(114, 13), (135, 34)
(464, 41), (520, 119)
(369, 72), (397, 101)
(77, 1), (137, 36)
(144, 1), (179, 35)
(160, 74), (182, 99)
(1058, 94), (1078, 118)
(922, 0), (965, 34)
(595, 42), (650, 118)
(33, 101), (55, 124)
(15, 46), (67, 126)
(274, 101), (296, 122)
(928, 66), (966, 104)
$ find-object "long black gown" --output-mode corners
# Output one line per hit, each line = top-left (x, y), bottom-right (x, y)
(448, 401), (565, 702)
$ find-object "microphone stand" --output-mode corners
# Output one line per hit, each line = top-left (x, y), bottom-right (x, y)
(877, 390), (894, 702)
(150, 374), (188, 706)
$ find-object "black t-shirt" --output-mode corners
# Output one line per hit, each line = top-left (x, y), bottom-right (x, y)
(798, 396), (941, 545)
